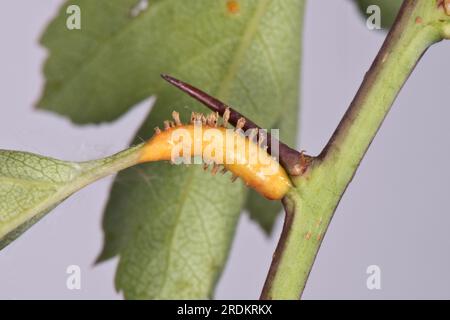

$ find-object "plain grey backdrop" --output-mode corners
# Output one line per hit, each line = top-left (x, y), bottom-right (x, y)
(0, 1), (449, 299)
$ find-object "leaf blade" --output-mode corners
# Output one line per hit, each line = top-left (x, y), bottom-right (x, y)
(41, 0), (305, 299)
(0, 146), (142, 250)
(0, 150), (81, 249)
(244, 35), (302, 234)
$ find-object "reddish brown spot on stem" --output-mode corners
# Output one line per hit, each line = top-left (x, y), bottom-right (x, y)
(227, 0), (240, 14)
(415, 16), (423, 24)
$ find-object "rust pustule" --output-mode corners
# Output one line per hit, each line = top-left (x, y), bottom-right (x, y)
(226, 0), (240, 14)
(139, 111), (293, 200)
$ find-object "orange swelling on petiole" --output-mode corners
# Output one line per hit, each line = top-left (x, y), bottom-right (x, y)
(138, 111), (292, 200)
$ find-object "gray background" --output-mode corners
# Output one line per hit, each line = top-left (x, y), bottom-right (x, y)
(0, 1), (449, 299)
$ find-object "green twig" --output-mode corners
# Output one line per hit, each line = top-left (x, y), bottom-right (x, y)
(261, 0), (450, 300)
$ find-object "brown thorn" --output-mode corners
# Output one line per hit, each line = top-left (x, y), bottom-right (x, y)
(161, 74), (260, 130)
(161, 74), (309, 176)
(154, 127), (161, 134)
(231, 174), (238, 182)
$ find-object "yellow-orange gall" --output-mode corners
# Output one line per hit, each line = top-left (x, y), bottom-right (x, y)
(138, 112), (292, 200)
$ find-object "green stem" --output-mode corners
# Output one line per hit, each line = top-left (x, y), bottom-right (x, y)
(78, 143), (145, 183)
(261, 0), (450, 300)
(0, 143), (145, 250)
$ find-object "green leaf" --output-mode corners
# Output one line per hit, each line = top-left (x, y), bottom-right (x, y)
(38, 0), (303, 125)
(40, 0), (305, 299)
(245, 65), (301, 234)
(0, 146), (142, 250)
(354, 0), (403, 29)
(97, 92), (252, 300)
(103, 163), (247, 299)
